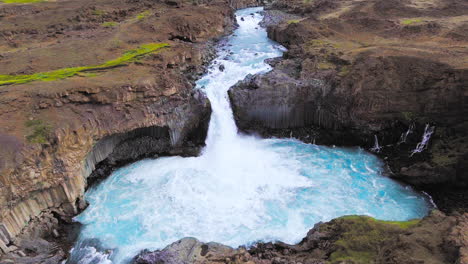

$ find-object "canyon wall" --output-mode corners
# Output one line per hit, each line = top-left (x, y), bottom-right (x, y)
(229, 0), (468, 209)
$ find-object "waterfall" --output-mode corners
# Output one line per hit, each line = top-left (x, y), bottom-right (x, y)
(410, 124), (435, 156)
(398, 123), (414, 144)
(370, 135), (382, 153)
(70, 8), (433, 264)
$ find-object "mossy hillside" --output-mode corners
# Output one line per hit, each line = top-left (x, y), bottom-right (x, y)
(319, 215), (421, 264)
(0, 43), (169, 86)
(25, 119), (52, 144)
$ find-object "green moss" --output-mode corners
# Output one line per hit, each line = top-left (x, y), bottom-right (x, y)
(25, 119), (51, 144)
(136, 10), (151, 20)
(317, 62), (334, 70)
(401, 18), (423, 25)
(322, 216), (421, 264)
(102, 21), (118, 28)
(401, 111), (416, 121)
(338, 215), (420, 229)
(0, 43), (169, 86)
(338, 65), (350, 76)
(92, 9), (106, 16)
(1, 0), (44, 3)
(287, 19), (301, 24)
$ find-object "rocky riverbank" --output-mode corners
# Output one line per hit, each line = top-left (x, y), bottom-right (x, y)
(133, 211), (468, 264)
(229, 0), (468, 213)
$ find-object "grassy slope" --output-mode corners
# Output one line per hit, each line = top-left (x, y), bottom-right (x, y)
(0, 43), (169, 86)
(320, 215), (421, 263)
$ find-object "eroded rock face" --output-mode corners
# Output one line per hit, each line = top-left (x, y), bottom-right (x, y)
(133, 211), (468, 264)
(229, 0), (468, 211)
(133, 238), (236, 264)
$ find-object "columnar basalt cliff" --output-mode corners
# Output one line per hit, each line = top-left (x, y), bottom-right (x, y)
(229, 0), (468, 211)
(0, 0), (249, 259)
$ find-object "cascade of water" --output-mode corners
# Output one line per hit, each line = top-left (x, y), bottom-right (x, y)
(398, 123), (414, 144)
(410, 124), (435, 156)
(370, 135), (382, 153)
(69, 8), (433, 264)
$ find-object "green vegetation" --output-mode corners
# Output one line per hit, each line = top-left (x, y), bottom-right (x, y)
(338, 65), (350, 77)
(287, 19), (301, 24)
(136, 10), (151, 20)
(92, 9), (106, 16)
(1, 0), (44, 3)
(320, 216), (420, 263)
(102, 21), (118, 28)
(401, 18), (423, 25)
(317, 61), (334, 70)
(0, 43), (169, 86)
(401, 111), (416, 121)
(25, 119), (51, 144)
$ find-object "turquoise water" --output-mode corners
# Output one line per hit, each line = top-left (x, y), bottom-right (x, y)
(69, 7), (433, 264)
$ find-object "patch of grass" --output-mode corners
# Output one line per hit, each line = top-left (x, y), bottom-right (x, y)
(401, 18), (423, 25)
(0, 43), (169, 86)
(305, 39), (340, 53)
(338, 65), (350, 76)
(102, 21), (118, 28)
(321, 216), (421, 263)
(338, 215), (420, 229)
(25, 119), (51, 144)
(287, 19), (301, 24)
(136, 10), (151, 20)
(1, 0), (44, 3)
(92, 9), (106, 16)
(317, 61), (334, 70)
(401, 111), (416, 121)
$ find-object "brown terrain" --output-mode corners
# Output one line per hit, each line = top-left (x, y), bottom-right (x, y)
(0, 0), (467, 263)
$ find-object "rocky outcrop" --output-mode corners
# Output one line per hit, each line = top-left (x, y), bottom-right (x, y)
(133, 238), (236, 264)
(229, 0), (468, 212)
(0, 0), (240, 258)
(133, 211), (468, 264)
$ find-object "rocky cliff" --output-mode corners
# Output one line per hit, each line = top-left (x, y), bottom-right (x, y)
(0, 0), (244, 258)
(229, 0), (468, 212)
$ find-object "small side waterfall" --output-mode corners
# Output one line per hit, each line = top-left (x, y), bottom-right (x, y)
(398, 123), (414, 144)
(410, 124), (435, 156)
(370, 135), (382, 153)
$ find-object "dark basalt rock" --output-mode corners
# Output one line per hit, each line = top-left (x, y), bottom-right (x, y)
(229, 4), (468, 213)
